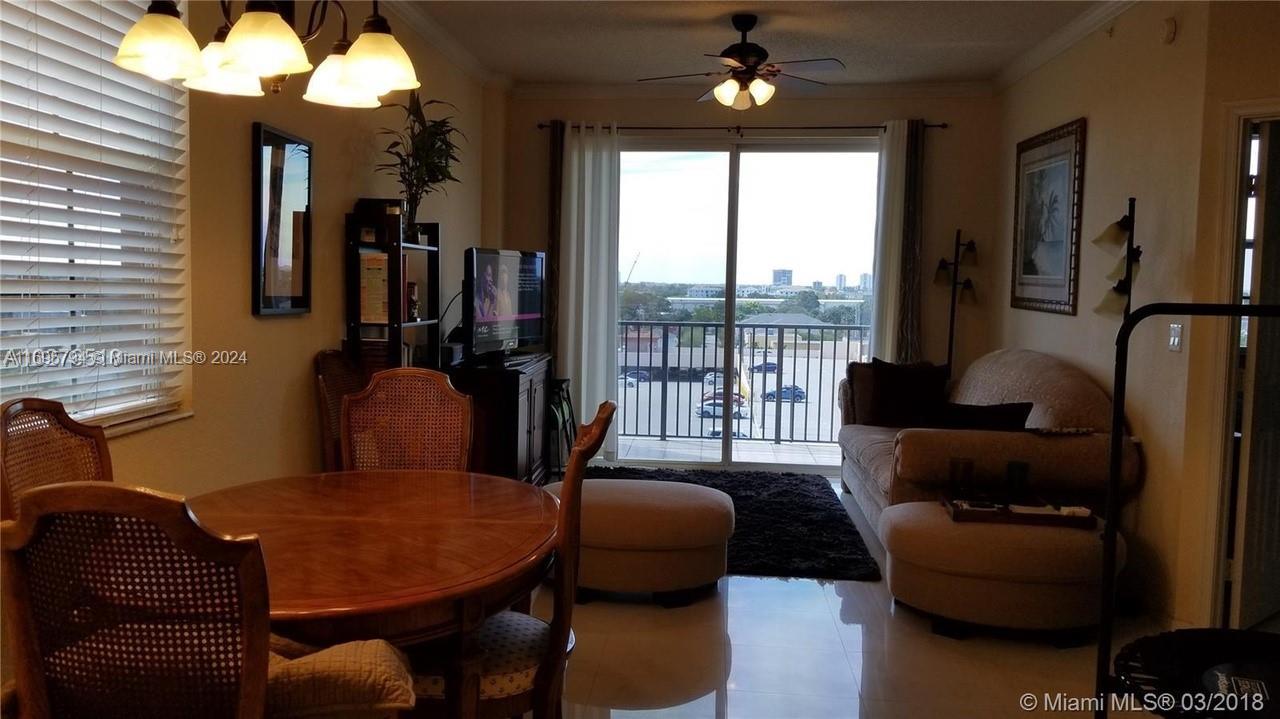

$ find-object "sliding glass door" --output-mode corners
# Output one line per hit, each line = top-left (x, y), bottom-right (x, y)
(616, 138), (878, 468)
(733, 149), (879, 465)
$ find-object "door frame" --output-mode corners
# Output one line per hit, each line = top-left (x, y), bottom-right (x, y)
(1201, 103), (1280, 628)
(616, 133), (879, 469)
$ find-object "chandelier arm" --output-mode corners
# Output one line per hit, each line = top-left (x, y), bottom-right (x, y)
(218, 0), (234, 26)
(300, 1), (328, 44)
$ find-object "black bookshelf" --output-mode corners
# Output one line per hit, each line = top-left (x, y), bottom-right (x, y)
(343, 198), (440, 370)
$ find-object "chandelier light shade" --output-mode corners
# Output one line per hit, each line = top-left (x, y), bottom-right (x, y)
(731, 89), (752, 111)
(222, 2), (313, 77)
(115, 0), (420, 109)
(113, 0), (203, 81)
(304, 43), (379, 108)
(344, 10), (420, 95)
(713, 78), (740, 107)
(183, 30), (264, 96)
(748, 78), (775, 106)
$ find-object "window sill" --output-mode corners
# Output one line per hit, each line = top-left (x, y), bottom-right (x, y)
(103, 410), (194, 439)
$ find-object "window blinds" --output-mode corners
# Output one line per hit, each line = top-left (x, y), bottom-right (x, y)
(0, 0), (190, 425)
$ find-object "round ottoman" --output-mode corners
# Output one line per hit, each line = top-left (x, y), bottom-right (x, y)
(878, 501), (1125, 631)
(543, 479), (735, 603)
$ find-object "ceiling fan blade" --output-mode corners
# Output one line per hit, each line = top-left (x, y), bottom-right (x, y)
(775, 71), (828, 87)
(766, 58), (847, 71)
(697, 86), (716, 102)
(637, 70), (729, 83)
(704, 53), (744, 69)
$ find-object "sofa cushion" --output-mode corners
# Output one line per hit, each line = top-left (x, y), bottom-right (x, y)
(860, 359), (948, 427)
(950, 349), (1113, 431)
(545, 479), (734, 550)
(879, 501), (1125, 584)
(837, 425), (900, 496)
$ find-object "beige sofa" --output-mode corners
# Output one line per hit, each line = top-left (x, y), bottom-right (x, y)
(837, 348), (1142, 528)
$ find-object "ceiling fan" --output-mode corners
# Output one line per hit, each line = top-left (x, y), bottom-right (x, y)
(637, 13), (846, 110)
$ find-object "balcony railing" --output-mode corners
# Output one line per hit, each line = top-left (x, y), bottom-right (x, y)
(616, 321), (872, 444)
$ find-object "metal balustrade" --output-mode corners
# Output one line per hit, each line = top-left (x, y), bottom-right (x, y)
(616, 321), (872, 444)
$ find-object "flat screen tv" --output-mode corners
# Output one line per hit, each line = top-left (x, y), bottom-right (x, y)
(463, 248), (546, 357)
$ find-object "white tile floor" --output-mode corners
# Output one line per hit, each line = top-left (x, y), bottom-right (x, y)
(617, 437), (843, 467)
(533, 481), (1163, 719)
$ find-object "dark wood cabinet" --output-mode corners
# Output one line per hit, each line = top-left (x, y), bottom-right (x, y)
(446, 352), (551, 485)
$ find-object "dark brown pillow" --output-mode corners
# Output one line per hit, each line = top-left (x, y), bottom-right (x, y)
(931, 402), (1033, 431)
(847, 362), (873, 425)
(858, 358), (948, 427)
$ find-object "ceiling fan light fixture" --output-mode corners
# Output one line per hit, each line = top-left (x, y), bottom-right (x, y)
(345, 11), (420, 95)
(222, 2), (313, 77)
(113, 0), (203, 81)
(713, 78), (741, 107)
(731, 89), (751, 111)
(748, 78), (775, 106)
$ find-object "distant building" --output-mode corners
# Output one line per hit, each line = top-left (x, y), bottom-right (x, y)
(812, 280), (823, 291)
(736, 285), (767, 298)
(859, 273), (873, 291)
(836, 274), (847, 291)
(772, 269), (793, 286)
(688, 285), (723, 298)
(773, 286), (812, 298)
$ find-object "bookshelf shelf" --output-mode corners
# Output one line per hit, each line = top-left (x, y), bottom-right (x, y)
(344, 199), (441, 370)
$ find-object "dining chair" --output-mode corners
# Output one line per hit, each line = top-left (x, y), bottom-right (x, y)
(341, 368), (474, 472)
(314, 350), (370, 471)
(408, 400), (616, 719)
(0, 482), (416, 719)
(1, 398), (112, 520)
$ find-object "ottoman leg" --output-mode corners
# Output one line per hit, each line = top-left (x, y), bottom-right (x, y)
(654, 582), (718, 608)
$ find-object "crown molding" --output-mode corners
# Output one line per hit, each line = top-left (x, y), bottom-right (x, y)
(511, 80), (995, 101)
(382, 0), (504, 84)
(996, 0), (1136, 89)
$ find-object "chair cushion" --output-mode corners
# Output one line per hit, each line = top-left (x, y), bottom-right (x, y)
(837, 425), (900, 495)
(267, 639), (415, 718)
(413, 611), (573, 701)
(544, 479), (734, 550)
(878, 501), (1125, 584)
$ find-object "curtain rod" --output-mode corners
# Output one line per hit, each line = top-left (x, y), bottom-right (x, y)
(535, 122), (948, 133)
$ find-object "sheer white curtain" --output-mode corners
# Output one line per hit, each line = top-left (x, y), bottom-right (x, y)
(558, 122), (621, 454)
(871, 120), (908, 361)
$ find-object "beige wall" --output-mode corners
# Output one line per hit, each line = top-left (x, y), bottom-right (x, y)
(501, 89), (1002, 370)
(105, 1), (489, 497)
(991, 0), (1280, 625)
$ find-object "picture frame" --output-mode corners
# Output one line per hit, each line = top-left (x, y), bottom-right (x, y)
(252, 123), (312, 315)
(1010, 117), (1086, 315)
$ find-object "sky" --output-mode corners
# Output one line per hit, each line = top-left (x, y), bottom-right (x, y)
(619, 150), (879, 287)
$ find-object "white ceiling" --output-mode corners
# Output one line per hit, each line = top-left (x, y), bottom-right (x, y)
(410, 1), (1100, 88)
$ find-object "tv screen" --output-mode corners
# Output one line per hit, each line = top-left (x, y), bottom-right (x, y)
(465, 248), (545, 355)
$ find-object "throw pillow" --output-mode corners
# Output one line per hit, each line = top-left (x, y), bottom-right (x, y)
(931, 402), (1034, 431)
(847, 361), (874, 425)
(860, 358), (948, 427)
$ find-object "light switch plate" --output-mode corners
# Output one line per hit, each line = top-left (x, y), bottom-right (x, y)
(1168, 323), (1183, 352)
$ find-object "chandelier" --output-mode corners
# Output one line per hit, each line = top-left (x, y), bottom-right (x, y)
(113, 0), (418, 108)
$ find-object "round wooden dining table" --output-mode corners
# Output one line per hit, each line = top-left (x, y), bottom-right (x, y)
(188, 470), (559, 647)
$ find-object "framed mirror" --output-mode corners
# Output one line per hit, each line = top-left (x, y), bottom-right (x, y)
(252, 123), (312, 315)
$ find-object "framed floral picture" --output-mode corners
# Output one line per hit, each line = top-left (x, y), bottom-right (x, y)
(1010, 118), (1086, 315)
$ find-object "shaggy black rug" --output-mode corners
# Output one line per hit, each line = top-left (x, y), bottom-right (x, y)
(584, 466), (881, 581)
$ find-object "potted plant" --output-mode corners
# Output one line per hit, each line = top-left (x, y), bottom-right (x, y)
(377, 91), (463, 229)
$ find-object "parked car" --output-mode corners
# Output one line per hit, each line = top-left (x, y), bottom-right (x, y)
(618, 376), (638, 389)
(751, 361), (779, 373)
(708, 429), (751, 439)
(618, 370), (651, 382)
(695, 401), (745, 419)
(701, 389), (746, 406)
(763, 385), (807, 402)
(702, 369), (739, 387)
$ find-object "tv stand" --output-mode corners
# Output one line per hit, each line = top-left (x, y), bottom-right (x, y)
(446, 351), (551, 485)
